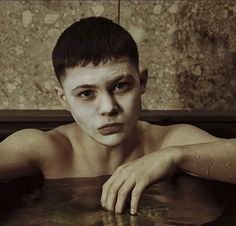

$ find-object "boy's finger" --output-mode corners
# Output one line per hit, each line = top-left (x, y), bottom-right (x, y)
(115, 178), (135, 213)
(106, 178), (125, 211)
(101, 182), (108, 208)
(130, 183), (146, 215)
(101, 167), (124, 206)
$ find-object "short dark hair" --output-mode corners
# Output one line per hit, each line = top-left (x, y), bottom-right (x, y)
(52, 16), (139, 84)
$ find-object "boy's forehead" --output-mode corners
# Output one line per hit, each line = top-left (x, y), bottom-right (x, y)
(63, 58), (138, 88)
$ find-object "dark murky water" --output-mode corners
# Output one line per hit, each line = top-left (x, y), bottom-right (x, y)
(0, 174), (236, 226)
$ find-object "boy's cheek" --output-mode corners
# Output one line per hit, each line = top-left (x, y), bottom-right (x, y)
(119, 92), (141, 106)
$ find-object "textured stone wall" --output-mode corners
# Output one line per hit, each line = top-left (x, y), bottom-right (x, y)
(1, 0), (236, 110)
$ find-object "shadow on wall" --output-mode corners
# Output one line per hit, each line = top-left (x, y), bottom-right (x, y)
(172, 6), (236, 110)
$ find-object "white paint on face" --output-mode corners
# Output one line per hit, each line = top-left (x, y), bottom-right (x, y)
(62, 58), (143, 147)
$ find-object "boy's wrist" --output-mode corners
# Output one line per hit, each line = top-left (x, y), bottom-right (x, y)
(165, 146), (187, 169)
(171, 145), (197, 174)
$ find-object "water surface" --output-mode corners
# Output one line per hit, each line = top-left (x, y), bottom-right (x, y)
(0, 174), (235, 226)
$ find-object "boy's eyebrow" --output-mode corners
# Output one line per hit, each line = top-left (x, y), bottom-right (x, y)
(109, 73), (134, 84)
(71, 73), (134, 94)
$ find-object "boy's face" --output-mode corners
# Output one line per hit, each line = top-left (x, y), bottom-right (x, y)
(58, 57), (147, 147)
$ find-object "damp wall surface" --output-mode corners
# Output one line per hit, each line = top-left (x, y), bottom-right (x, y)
(1, 0), (236, 110)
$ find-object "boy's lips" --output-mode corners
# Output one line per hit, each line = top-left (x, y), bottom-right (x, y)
(98, 123), (123, 135)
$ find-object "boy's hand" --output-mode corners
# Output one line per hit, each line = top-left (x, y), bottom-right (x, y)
(101, 147), (181, 215)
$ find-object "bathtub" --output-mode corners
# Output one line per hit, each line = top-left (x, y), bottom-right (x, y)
(0, 110), (236, 226)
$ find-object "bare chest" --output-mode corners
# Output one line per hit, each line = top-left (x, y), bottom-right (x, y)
(41, 123), (173, 179)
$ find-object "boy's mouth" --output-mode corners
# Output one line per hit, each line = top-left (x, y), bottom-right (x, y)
(98, 123), (123, 135)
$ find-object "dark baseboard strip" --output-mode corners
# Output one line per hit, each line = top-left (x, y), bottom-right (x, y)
(0, 110), (235, 122)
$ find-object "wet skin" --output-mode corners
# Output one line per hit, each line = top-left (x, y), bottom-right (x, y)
(54, 57), (236, 215)
(2, 58), (236, 217)
(56, 57), (149, 214)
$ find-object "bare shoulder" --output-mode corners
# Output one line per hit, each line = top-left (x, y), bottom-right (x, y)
(140, 121), (222, 151)
(161, 123), (222, 147)
(45, 123), (75, 156)
(1, 127), (68, 162)
(0, 128), (59, 180)
(138, 121), (171, 154)
(2, 128), (55, 151)
(47, 122), (76, 148)
(0, 122), (78, 180)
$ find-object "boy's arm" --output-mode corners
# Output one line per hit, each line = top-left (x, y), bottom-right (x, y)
(0, 129), (50, 181)
(160, 124), (236, 183)
(101, 124), (236, 214)
(176, 138), (236, 183)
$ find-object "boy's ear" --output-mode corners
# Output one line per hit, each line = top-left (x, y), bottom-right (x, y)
(139, 68), (148, 95)
(54, 86), (71, 111)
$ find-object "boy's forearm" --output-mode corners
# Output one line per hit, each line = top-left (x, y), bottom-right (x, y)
(175, 139), (236, 184)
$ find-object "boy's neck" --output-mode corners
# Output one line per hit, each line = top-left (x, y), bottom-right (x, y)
(73, 122), (144, 174)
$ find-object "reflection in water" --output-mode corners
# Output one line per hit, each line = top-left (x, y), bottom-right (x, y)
(0, 174), (235, 226)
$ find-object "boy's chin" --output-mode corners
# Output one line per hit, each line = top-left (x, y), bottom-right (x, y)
(96, 133), (127, 147)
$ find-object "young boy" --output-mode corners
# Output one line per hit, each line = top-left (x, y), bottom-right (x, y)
(0, 16), (236, 215)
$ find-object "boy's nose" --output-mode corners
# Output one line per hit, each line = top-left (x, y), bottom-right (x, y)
(98, 93), (119, 116)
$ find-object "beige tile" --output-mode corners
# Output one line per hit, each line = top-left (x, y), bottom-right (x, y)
(0, 0), (118, 109)
(120, 0), (236, 110)
(1, 0), (236, 110)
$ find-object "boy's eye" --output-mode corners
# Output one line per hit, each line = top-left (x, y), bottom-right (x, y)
(78, 90), (94, 98)
(114, 82), (129, 91)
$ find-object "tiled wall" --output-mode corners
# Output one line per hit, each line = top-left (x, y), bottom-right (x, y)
(1, 0), (236, 110)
